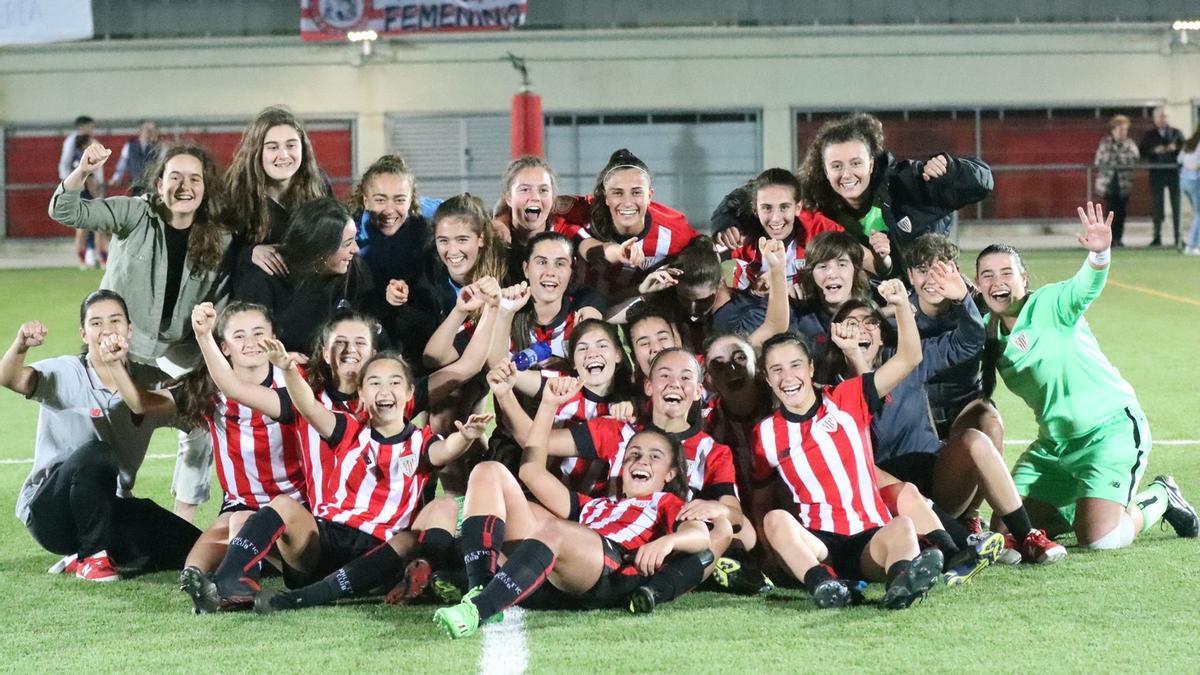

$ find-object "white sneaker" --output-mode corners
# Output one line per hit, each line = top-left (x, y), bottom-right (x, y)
(83, 248), (96, 267)
(1184, 247), (1200, 256)
(48, 553), (79, 574)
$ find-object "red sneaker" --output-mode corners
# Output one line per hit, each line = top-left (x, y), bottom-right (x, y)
(1018, 529), (1068, 564)
(76, 551), (120, 582)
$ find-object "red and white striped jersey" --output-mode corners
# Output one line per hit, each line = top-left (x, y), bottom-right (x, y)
(315, 415), (437, 541)
(751, 375), (890, 536)
(553, 387), (622, 495)
(727, 211), (844, 289)
(296, 388), (364, 510)
(571, 417), (737, 500)
(568, 202), (698, 301)
(571, 490), (685, 554)
(206, 365), (306, 510)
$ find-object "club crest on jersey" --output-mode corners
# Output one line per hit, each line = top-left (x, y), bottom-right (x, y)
(896, 216), (912, 233)
(392, 452), (419, 478)
(818, 416), (840, 434)
(1011, 331), (1031, 352)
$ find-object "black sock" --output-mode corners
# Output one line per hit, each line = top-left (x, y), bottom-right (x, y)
(931, 504), (970, 548)
(924, 529), (960, 559)
(470, 539), (555, 621)
(284, 542), (405, 609)
(1001, 507), (1034, 542)
(803, 564), (836, 594)
(415, 528), (459, 571)
(213, 506), (284, 595)
(643, 551), (710, 604)
(460, 515), (505, 589)
(885, 560), (912, 586)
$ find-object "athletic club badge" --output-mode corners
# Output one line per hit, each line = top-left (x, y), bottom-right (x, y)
(896, 216), (913, 233)
(313, 0), (366, 31)
(1011, 331), (1030, 352)
(393, 452), (419, 477)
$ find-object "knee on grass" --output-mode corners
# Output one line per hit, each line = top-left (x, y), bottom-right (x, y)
(1082, 515), (1135, 550)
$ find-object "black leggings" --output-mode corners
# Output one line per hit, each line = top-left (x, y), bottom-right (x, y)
(26, 440), (200, 572)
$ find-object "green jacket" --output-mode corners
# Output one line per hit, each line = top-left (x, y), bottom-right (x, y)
(49, 183), (230, 363)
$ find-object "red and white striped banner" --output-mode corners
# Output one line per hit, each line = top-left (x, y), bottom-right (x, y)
(301, 0), (527, 41)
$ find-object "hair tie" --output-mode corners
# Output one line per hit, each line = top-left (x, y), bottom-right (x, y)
(602, 164), (650, 184)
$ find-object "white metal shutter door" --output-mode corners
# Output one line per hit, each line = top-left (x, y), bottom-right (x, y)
(387, 114), (510, 207)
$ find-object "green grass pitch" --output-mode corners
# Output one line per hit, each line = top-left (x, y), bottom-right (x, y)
(0, 250), (1197, 673)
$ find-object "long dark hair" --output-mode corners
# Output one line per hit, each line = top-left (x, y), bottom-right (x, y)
(224, 105), (325, 244)
(279, 197), (356, 282)
(1185, 125), (1200, 154)
(511, 230), (573, 352)
(798, 113), (886, 218)
(816, 299), (893, 383)
(147, 144), (227, 274)
(589, 148), (651, 242)
(567, 318), (636, 401)
(611, 428), (690, 501)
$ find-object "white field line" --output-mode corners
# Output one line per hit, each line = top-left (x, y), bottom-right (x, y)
(2, 442), (1200, 466)
(477, 606), (529, 675)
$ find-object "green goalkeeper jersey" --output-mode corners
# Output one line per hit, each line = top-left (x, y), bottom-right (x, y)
(987, 260), (1137, 442)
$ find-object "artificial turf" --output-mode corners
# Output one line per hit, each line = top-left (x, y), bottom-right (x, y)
(0, 250), (1197, 673)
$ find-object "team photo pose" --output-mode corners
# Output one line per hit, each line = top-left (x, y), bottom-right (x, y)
(434, 377), (713, 638)
(49, 141), (230, 522)
(182, 343), (491, 612)
(224, 105), (327, 283)
(2, 291), (200, 582)
(797, 112), (994, 276)
(751, 279), (945, 610)
(975, 202), (1198, 548)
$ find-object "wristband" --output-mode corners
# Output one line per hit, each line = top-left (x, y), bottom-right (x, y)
(1088, 248), (1111, 266)
(499, 297), (523, 311)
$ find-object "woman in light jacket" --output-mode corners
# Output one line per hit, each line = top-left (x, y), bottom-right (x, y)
(1092, 114), (1140, 247)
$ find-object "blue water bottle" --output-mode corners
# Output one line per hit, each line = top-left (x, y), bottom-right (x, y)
(512, 341), (553, 371)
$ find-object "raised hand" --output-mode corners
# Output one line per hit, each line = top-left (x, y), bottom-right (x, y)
(455, 283), (485, 314)
(498, 282), (531, 313)
(260, 337), (294, 371)
(486, 361), (519, 397)
(98, 334), (128, 364)
(926, 260), (968, 301)
(877, 278), (908, 307)
(385, 279), (409, 307)
(605, 237), (645, 268)
(542, 376), (583, 407)
(608, 400), (636, 422)
(760, 237), (786, 272)
(922, 154), (950, 181)
(869, 231), (891, 260)
(1075, 201), (1114, 253)
(476, 276), (502, 300)
(190, 302), (217, 337)
(638, 267), (682, 294)
(15, 321), (48, 352)
(715, 227), (746, 250)
(78, 143), (112, 174)
(830, 320), (862, 353)
(455, 413), (495, 441)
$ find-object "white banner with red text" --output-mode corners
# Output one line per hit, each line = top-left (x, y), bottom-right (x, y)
(301, 0), (527, 41)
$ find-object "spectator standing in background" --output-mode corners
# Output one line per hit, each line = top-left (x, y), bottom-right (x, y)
(1138, 106), (1185, 248)
(1179, 126), (1200, 256)
(58, 115), (109, 269)
(1093, 115), (1139, 248)
(111, 120), (162, 196)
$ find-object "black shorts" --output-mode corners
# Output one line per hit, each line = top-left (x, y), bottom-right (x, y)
(218, 500), (256, 516)
(810, 527), (881, 580)
(281, 518), (385, 589)
(877, 452), (939, 496)
(518, 537), (641, 611)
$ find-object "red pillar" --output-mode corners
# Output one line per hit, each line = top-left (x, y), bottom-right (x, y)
(510, 91), (544, 158)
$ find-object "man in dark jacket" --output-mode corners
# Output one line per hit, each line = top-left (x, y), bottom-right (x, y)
(1138, 106), (1186, 247)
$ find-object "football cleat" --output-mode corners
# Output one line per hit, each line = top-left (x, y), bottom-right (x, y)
(384, 558), (433, 605)
(628, 586), (657, 615)
(811, 578), (852, 609)
(179, 566), (221, 614)
(943, 532), (1004, 587)
(711, 556), (775, 595)
(75, 551), (119, 583)
(1152, 475), (1200, 538)
(433, 600), (481, 640)
(882, 549), (943, 610)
